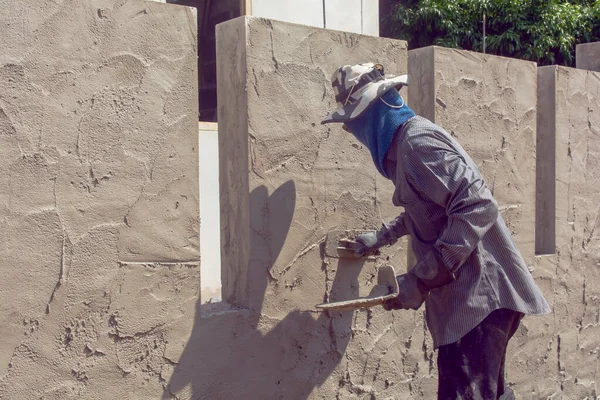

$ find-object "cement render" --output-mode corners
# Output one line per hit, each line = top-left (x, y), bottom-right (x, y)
(576, 42), (600, 72)
(0, 1), (199, 398)
(408, 47), (537, 265)
(204, 33), (599, 399)
(408, 46), (550, 397)
(406, 47), (600, 398)
(218, 17), (411, 314)
(1, 5), (599, 399)
(540, 66), (600, 398)
(510, 65), (600, 399)
(202, 16), (443, 399)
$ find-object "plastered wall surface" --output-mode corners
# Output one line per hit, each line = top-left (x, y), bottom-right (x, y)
(408, 47), (537, 265)
(167, 16), (445, 399)
(2, 5), (598, 399)
(524, 65), (600, 399)
(405, 47), (600, 399)
(218, 16), (412, 315)
(0, 1), (199, 398)
(576, 42), (600, 72)
(167, 19), (600, 400)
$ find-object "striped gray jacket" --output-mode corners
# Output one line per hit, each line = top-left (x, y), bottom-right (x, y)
(383, 116), (550, 348)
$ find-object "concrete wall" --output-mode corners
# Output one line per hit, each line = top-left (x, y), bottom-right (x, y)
(169, 16), (445, 399)
(0, 1), (199, 398)
(576, 42), (600, 72)
(251, 0), (379, 36)
(405, 48), (597, 397)
(529, 65), (600, 398)
(189, 35), (600, 399)
(408, 47), (538, 264)
(2, 3), (599, 398)
(218, 16), (411, 313)
(167, 20), (600, 400)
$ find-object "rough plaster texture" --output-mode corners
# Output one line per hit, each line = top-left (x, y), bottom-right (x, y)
(405, 48), (600, 398)
(576, 42), (600, 72)
(173, 16), (446, 399)
(217, 16), (411, 314)
(408, 47), (537, 265)
(524, 66), (600, 399)
(183, 19), (599, 400)
(0, 1), (199, 398)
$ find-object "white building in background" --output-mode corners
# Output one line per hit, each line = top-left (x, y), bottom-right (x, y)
(251, 0), (379, 36)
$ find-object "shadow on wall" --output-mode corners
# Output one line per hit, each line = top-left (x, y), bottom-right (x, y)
(163, 180), (364, 398)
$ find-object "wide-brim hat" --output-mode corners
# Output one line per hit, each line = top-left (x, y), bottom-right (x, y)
(321, 62), (408, 124)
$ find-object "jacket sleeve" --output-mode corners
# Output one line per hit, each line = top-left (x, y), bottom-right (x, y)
(403, 132), (499, 273)
(379, 213), (409, 245)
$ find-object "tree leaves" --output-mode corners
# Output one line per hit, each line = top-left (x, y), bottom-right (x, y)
(386, 0), (600, 66)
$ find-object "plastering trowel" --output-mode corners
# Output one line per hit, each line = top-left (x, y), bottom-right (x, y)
(315, 230), (399, 312)
(323, 229), (380, 259)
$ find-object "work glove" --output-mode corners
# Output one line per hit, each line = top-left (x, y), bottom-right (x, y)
(352, 214), (409, 256)
(353, 230), (387, 256)
(383, 248), (455, 310)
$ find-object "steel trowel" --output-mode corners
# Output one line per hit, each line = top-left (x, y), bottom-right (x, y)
(315, 230), (399, 312)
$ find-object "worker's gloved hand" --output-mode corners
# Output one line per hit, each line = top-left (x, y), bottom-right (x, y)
(353, 230), (386, 256)
(352, 214), (409, 256)
(383, 249), (455, 311)
(383, 273), (428, 310)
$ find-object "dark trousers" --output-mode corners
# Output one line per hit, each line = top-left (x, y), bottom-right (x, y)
(437, 308), (524, 400)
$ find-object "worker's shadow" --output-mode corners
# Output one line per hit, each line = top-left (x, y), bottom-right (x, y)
(163, 180), (364, 399)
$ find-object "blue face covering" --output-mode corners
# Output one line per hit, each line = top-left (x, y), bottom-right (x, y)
(344, 90), (416, 178)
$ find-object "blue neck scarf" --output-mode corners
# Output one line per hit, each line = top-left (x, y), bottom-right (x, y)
(345, 90), (416, 178)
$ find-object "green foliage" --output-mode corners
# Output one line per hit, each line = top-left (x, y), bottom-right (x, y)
(385, 0), (600, 66)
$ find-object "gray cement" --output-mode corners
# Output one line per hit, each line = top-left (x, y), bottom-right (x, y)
(206, 16), (443, 399)
(0, 1), (199, 398)
(1, 5), (598, 399)
(204, 29), (598, 399)
(408, 47), (537, 265)
(217, 16), (410, 314)
(576, 42), (600, 72)
(520, 65), (600, 398)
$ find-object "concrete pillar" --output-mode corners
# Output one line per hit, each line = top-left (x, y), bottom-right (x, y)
(537, 66), (600, 252)
(215, 18), (442, 399)
(535, 67), (556, 255)
(576, 42), (600, 72)
(216, 16), (408, 314)
(535, 65), (600, 398)
(0, 0), (199, 397)
(362, 0), (380, 36)
(407, 46), (538, 264)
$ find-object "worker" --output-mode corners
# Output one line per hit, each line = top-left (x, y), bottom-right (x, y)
(321, 63), (550, 400)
